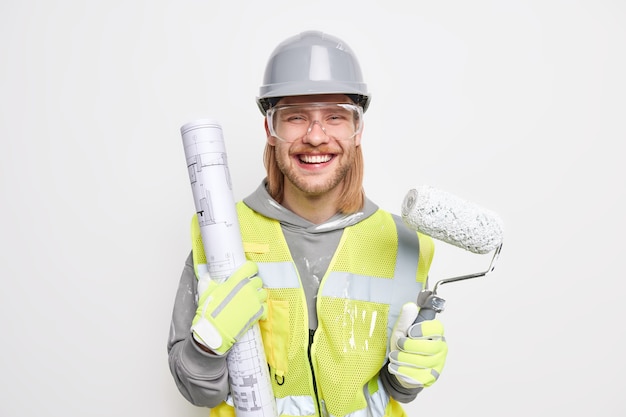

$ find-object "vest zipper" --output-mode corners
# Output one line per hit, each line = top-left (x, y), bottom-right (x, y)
(308, 328), (325, 416)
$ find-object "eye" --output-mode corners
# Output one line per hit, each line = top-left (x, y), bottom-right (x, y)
(325, 111), (351, 125)
(282, 111), (309, 124)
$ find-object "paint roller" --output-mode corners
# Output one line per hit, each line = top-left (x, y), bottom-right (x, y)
(401, 185), (504, 329)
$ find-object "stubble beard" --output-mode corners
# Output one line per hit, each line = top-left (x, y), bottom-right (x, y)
(275, 147), (353, 197)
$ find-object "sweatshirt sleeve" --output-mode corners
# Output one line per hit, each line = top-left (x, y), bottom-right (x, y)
(379, 361), (423, 403)
(167, 252), (230, 408)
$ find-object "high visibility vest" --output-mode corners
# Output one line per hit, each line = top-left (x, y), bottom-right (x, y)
(191, 202), (434, 417)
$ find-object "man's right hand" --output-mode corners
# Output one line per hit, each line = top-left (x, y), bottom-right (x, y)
(191, 261), (267, 355)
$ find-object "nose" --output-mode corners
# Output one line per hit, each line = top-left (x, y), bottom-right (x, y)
(303, 120), (330, 145)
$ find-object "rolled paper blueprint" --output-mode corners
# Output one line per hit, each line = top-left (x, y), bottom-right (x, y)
(181, 119), (246, 291)
(181, 119), (277, 417)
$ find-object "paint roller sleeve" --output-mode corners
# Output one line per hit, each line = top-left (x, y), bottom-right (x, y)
(401, 185), (504, 254)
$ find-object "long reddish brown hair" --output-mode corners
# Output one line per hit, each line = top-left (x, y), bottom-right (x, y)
(263, 143), (365, 214)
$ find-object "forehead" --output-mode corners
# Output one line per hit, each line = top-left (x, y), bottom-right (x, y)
(277, 94), (352, 106)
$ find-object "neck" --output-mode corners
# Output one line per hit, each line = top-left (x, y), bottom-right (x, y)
(281, 183), (342, 225)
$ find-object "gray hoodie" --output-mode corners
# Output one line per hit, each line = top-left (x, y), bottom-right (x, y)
(167, 180), (420, 409)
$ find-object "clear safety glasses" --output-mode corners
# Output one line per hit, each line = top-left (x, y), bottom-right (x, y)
(266, 103), (363, 143)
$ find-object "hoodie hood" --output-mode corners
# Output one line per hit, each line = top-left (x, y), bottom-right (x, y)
(242, 179), (378, 233)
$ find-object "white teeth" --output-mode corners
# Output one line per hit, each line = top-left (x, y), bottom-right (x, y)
(300, 154), (332, 164)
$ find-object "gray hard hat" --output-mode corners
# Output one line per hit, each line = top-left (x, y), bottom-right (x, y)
(257, 30), (371, 115)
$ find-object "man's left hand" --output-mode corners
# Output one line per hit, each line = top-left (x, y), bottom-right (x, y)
(388, 302), (448, 389)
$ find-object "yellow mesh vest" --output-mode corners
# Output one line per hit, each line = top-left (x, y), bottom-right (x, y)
(236, 204), (316, 406)
(191, 203), (434, 417)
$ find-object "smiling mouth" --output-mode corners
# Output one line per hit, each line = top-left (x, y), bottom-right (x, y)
(299, 154), (333, 164)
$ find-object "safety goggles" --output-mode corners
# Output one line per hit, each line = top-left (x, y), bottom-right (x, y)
(266, 103), (363, 143)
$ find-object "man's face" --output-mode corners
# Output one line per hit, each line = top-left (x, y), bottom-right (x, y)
(266, 94), (363, 199)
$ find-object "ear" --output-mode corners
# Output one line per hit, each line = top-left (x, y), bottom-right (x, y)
(354, 120), (363, 147)
(265, 118), (277, 145)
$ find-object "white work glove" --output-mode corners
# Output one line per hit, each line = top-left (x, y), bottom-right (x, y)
(388, 302), (448, 389)
(191, 261), (267, 355)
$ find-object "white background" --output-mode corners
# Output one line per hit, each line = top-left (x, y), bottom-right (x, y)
(1, 0), (624, 416)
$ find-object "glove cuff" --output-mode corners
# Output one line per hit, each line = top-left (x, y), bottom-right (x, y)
(192, 317), (235, 355)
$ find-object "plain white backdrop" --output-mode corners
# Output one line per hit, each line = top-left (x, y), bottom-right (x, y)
(1, 0), (624, 415)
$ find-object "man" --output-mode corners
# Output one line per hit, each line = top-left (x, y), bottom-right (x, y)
(168, 30), (448, 417)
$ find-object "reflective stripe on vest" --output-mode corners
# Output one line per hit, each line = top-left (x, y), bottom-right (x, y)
(258, 262), (301, 288)
(276, 394), (316, 416)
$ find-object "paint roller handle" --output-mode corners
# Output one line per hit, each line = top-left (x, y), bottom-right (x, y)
(409, 290), (446, 335)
